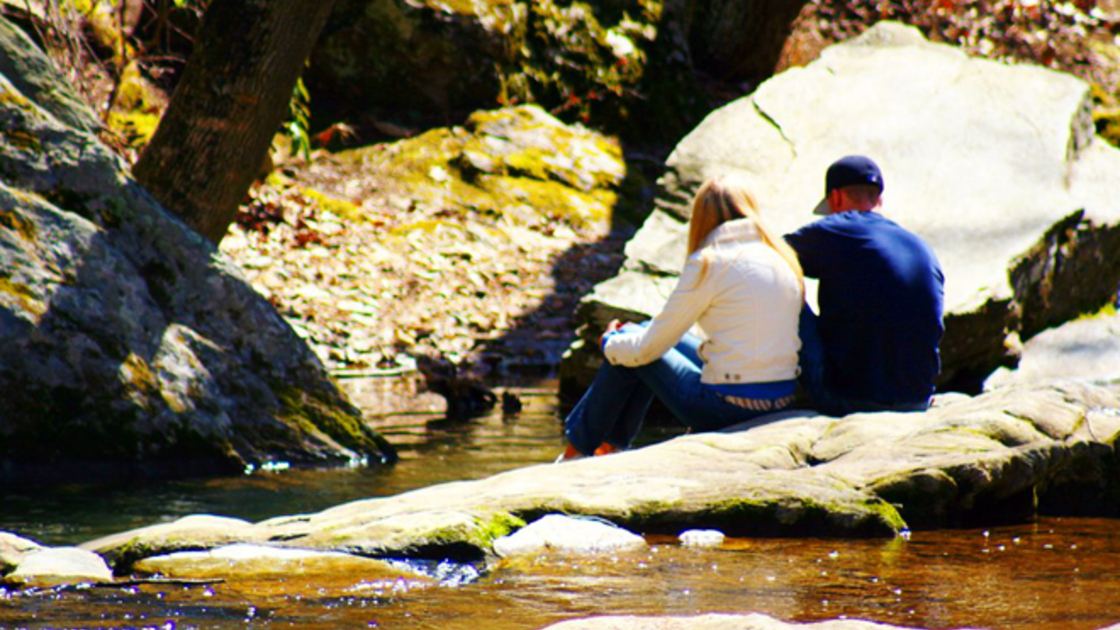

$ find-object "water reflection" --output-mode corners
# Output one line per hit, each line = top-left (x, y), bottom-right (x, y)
(10, 520), (1117, 630)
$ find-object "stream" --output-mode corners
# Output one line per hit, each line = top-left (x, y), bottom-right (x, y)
(2, 377), (1119, 630)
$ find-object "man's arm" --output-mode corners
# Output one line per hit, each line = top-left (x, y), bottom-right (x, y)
(784, 222), (831, 279)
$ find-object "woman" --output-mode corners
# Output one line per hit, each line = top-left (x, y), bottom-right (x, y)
(559, 174), (804, 461)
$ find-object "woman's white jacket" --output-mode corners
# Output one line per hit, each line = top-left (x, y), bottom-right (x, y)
(603, 217), (802, 385)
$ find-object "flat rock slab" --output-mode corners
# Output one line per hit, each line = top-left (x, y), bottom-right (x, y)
(83, 382), (1120, 574)
(561, 21), (1120, 394)
(539, 613), (986, 630)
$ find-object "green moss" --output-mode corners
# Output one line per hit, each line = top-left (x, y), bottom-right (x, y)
(300, 188), (366, 223)
(1089, 72), (1120, 144)
(0, 89), (34, 111)
(112, 538), (161, 573)
(481, 175), (614, 227)
(0, 274), (43, 317)
(0, 209), (37, 241)
(626, 494), (905, 538)
(2, 129), (42, 153)
(1077, 301), (1118, 321)
(388, 218), (466, 237)
(424, 511), (526, 552)
(106, 110), (161, 150)
(112, 536), (214, 574)
(276, 386), (395, 461)
(118, 352), (160, 413)
(470, 511), (526, 548)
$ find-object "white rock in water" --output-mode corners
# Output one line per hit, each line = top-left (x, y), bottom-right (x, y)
(5, 547), (114, 587)
(492, 514), (646, 557)
(678, 529), (726, 548)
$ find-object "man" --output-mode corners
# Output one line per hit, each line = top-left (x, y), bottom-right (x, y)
(785, 155), (944, 415)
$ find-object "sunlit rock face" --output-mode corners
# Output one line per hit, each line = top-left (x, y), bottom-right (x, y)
(560, 21), (1120, 397)
(0, 16), (394, 489)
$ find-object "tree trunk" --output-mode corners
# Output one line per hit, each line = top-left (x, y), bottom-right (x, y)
(688, 0), (808, 85)
(133, 0), (336, 244)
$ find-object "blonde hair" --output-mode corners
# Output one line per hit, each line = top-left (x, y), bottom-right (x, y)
(687, 175), (804, 293)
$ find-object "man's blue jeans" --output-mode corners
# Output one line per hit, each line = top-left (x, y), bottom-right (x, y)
(564, 329), (781, 456)
(798, 306), (929, 416)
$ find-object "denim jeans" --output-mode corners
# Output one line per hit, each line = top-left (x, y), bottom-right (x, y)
(798, 306), (929, 416)
(564, 328), (782, 456)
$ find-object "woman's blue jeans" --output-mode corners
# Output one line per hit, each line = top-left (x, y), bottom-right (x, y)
(564, 329), (780, 456)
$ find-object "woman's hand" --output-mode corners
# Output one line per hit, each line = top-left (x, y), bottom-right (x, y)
(599, 319), (624, 346)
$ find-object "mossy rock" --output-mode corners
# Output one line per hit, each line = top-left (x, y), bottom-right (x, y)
(0, 15), (397, 489)
(319, 104), (626, 231)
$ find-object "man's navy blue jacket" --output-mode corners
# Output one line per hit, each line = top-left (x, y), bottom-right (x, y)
(786, 210), (945, 405)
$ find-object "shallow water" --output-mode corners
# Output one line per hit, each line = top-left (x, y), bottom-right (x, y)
(2, 377), (1120, 630)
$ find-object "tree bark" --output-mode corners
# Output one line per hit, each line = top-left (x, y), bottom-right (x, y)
(133, 0), (336, 244)
(688, 0), (808, 85)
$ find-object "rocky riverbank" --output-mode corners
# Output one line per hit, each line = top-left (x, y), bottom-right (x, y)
(3, 379), (1116, 591)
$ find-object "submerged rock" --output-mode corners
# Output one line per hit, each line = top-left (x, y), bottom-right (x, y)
(538, 612), (987, 629)
(677, 529), (725, 548)
(0, 16), (394, 489)
(83, 382), (1120, 573)
(560, 21), (1120, 396)
(132, 543), (429, 583)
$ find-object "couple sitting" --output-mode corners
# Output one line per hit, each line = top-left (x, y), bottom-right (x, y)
(560, 156), (945, 461)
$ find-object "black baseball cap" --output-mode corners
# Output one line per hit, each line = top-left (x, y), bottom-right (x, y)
(814, 155), (884, 215)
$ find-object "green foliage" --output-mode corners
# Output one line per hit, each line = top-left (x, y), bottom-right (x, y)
(1092, 82), (1120, 150)
(284, 76), (313, 161)
(497, 0), (659, 131)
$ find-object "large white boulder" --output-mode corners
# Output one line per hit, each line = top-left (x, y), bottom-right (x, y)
(562, 22), (1120, 395)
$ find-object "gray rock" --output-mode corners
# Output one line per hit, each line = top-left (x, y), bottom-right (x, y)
(3, 547), (114, 587)
(0, 16), (394, 488)
(0, 17), (101, 134)
(538, 612), (987, 630)
(560, 22), (1120, 395)
(84, 383), (1120, 571)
